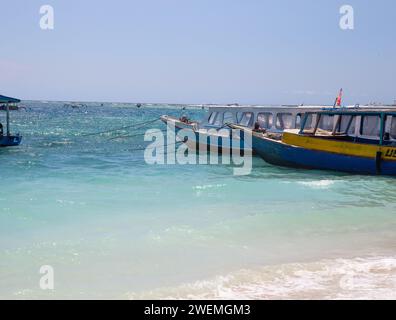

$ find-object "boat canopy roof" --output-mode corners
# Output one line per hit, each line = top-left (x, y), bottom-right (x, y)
(207, 105), (334, 110)
(306, 108), (396, 117)
(0, 95), (21, 104)
(206, 104), (396, 111)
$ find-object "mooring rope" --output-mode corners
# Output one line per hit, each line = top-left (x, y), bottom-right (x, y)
(123, 140), (185, 153)
(80, 117), (161, 137)
(46, 116), (193, 157)
(108, 129), (167, 141)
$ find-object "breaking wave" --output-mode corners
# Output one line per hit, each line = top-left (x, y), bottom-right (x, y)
(128, 255), (396, 300)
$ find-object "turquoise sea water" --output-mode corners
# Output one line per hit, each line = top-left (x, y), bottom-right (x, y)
(1, 102), (396, 299)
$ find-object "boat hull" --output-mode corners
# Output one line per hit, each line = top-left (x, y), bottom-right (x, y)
(160, 115), (196, 131)
(185, 130), (250, 155)
(0, 135), (22, 147)
(251, 135), (396, 175)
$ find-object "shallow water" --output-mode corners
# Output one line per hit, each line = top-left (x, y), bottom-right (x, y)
(1, 102), (396, 299)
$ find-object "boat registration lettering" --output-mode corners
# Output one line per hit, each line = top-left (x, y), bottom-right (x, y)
(384, 148), (396, 159)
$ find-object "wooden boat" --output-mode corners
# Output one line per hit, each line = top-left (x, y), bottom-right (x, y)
(0, 95), (22, 147)
(232, 109), (396, 175)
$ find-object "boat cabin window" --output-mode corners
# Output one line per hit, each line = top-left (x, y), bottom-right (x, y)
(208, 112), (218, 125)
(390, 117), (396, 140)
(302, 114), (314, 130)
(257, 113), (273, 129)
(223, 112), (234, 125)
(317, 115), (335, 131)
(338, 115), (357, 135)
(305, 114), (314, 129)
(296, 113), (313, 129)
(276, 113), (293, 130)
(360, 115), (381, 137)
(384, 115), (396, 140)
(208, 112), (222, 126)
(296, 114), (302, 129)
(237, 112), (254, 127)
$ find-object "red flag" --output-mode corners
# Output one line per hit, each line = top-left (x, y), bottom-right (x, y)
(335, 88), (343, 106)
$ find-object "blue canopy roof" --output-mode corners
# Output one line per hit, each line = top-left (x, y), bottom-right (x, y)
(0, 95), (20, 103)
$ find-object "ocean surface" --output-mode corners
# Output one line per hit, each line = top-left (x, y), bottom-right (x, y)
(1, 101), (396, 299)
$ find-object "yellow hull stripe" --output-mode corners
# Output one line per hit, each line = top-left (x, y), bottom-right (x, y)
(282, 132), (396, 161)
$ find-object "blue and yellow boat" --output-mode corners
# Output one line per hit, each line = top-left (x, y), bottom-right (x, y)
(234, 109), (396, 175)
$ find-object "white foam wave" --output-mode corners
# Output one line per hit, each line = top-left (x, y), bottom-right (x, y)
(128, 256), (396, 300)
(193, 184), (227, 191)
(297, 180), (336, 189)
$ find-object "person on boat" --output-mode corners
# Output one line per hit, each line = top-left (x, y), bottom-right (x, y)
(179, 115), (190, 124)
(0, 123), (3, 136)
(253, 121), (266, 134)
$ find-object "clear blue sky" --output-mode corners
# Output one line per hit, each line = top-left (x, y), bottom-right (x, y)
(1, 0), (395, 105)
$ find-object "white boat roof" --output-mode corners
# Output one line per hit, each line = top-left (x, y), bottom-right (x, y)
(207, 105), (332, 110)
(206, 104), (396, 111)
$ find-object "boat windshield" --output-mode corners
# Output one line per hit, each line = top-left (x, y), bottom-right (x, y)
(238, 112), (254, 127)
(208, 112), (222, 126)
(257, 112), (273, 129)
(223, 112), (234, 125)
(276, 113), (293, 130)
